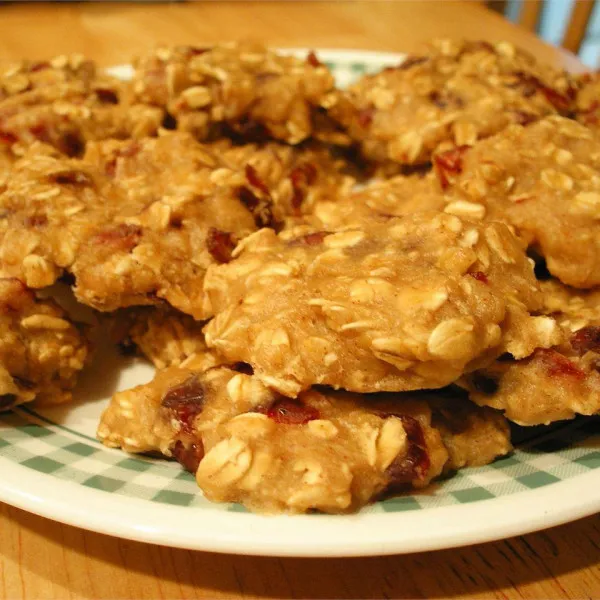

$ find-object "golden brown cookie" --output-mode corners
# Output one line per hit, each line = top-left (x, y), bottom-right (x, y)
(329, 39), (574, 165)
(98, 363), (511, 514)
(433, 116), (600, 288)
(132, 43), (346, 145)
(464, 279), (600, 425)
(0, 277), (89, 409)
(0, 54), (161, 157)
(204, 212), (557, 396)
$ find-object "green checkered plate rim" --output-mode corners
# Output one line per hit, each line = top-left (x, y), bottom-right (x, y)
(0, 49), (598, 557)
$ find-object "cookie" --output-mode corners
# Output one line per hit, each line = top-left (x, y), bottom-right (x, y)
(0, 277), (89, 409)
(98, 363), (511, 513)
(0, 133), (347, 317)
(464, 279), (600, 425)
(0, 54), (162, 157)
(118, 307), (215, 370)
(329, 39), (574, 165)
(433, 116), (600, 288)
(132, 43), (346, 145)
(204, 212), (558, 396)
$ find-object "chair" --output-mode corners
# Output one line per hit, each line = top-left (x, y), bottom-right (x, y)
(517, 0), (596, 53)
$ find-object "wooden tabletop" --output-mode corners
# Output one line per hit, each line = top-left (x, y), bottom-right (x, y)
(0, 2), (598, 599)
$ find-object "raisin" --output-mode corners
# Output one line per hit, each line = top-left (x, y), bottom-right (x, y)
(95, 88), (119, 104)
(265, 398), (320, 425)
(50, 170), (92, 185)
(385, 415), (430, 488)
(161, 375), (205, 432)
(61, 132), (85, 157)
(170, 439), (204, 473)
(206, 228), (235, 263)
(471, 372), (499, 395)
(512, 111), (538, 126)
(469, 271), (489, 284)
(237, 185), (260, 212)
(433, 146), (469, 189)
(289, 163), (318, 213)
(571, 326), (600, 356)
(0, 130), (17, 145)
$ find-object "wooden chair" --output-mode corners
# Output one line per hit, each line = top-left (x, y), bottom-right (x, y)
(517, 0), (596, 53)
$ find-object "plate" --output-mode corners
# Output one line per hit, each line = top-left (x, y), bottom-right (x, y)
(0, 50), (599, 558)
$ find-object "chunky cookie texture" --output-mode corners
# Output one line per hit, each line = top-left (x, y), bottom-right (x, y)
(0, 277), (89, 409)
(98, 363), (511, 514)
(329, 39), (574, 165)
(464, 279), (600, 425)
(204, 212), (557, 396)
(117, 307), (216, 370)
(0, 54), (162, 157)
(0, 133), (348, 317)
(132, 42), (346, 145)
(432, 116), (600, 288)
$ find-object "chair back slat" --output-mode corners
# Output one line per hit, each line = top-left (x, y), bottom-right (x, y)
(518, 0), (544, 31)
(562, 0), (596, 53)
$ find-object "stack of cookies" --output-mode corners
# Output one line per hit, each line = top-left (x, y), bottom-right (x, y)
(1, 40), (598, 514)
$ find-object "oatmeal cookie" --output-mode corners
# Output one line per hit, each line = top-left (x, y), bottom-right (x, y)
(204, 212), (557, 396)
(464, 279), (600, 425)
(0, 133), (343, 316)
(119, 307), (216, 370)
(98, 363), (511, 514)
(0, 54), (162, 157)
(433, 116), (600, 288)
(311, 172), (445, 229)
(132, 42), (346, 145)
(329, 39), (574, 165)
(0, 277), (89, 409)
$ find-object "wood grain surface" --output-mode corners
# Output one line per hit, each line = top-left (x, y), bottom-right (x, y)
(0, 2), (598, 599)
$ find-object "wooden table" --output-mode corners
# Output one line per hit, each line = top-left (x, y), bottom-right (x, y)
(0, 2), (598, 598)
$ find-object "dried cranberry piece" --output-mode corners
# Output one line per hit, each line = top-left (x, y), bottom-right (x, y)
(0, 394), (16, 410)
(471, 372), (499, 395)
(571, 326), (600, 356)
(512, 72), (571, 113)
(512, 110), (538, 126)
(0, 129), (17, 145)
(237, 186), (260, 211)
(206, 228), (235, 263)
(398, 55), (428, 70)
(265, 398), (320, 425)
(29, 61), (50, 73)
(29, 123), (51, 144)
(95, 88), (119, 104)
(91, 224), (142, 252)
(170, 439), (204, 473)
(357, 106), (375, 128)
(385, 415), (430, 487)
(245, 164), (270, 196)
(469, 271), (489, 284)
(306, 51), (322, 68)
(162, 374), (205, 432)
(23, 215), (48, 228)
(288, 231), (328, 247)
(433, 145), (469, 189)
(537, 348), (586, 380)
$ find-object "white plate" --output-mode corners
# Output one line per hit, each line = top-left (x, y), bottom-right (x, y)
(0, 50), (598, 557)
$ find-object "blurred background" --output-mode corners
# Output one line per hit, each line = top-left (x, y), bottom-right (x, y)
(490, 0), (598, 66)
